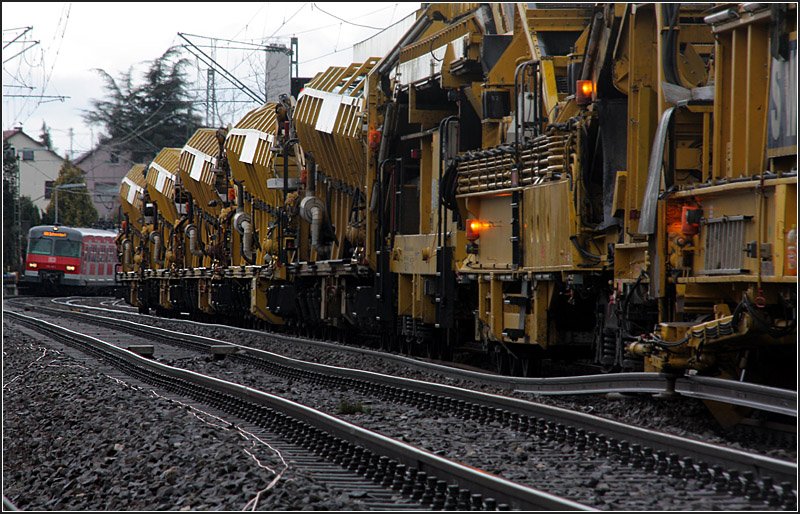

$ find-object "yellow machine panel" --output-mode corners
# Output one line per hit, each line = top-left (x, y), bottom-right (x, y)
(119, 163), (147, 227)
(179, 128), (224, 219)
(294, 60), (378, 188)
(117, 163), (147, 273)
(226, 103), (281, 203)
(141, 148), (182, 271)
(145, 148), (182, 226)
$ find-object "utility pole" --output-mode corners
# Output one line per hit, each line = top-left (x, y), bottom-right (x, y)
(291, 37), (299, 80)
(179, 33), (263, 104)
(179, 32), (294, 117)
(206, 68), (217, 126)
(68, 128), (74, 160)
(265, 48), (269, 102)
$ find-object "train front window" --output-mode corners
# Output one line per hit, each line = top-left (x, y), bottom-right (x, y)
(54, 240), (81, 258)
(29, 238), (53, 255)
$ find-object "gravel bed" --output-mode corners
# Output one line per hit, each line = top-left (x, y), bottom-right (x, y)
(8, 298), (796, 510)
(2, 321), (366, 511)
(153, 352), (782, 510)
(49, 296), (796, 462)
(16, 297), (799, 460)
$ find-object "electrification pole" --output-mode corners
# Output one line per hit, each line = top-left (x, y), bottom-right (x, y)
(54, 183), (86, 225)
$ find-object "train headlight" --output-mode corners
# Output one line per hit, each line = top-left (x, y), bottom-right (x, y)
(28, 262), (37, 268)
(66, 265), (76, 272)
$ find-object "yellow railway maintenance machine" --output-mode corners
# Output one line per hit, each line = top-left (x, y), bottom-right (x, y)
(119, 148), (183, 314)
(117, 163), (147, 274)
(176, 127), (236, 318)
(368, 2), (796, 378)
(114, 3), (795, 397)
(224, 100), (300, 326)
(369, 3), (606, 367)
(287, 60), (383, 338)
(624, 3), (797, 389)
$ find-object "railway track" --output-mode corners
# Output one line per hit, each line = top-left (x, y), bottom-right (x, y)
(4, 308), (587, 511)
(37, 296), (800, 418)
(6, 301), (797, 510)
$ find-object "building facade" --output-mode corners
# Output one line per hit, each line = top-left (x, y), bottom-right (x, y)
(74, 144), (136, 223)
(3, 128), (67, 213)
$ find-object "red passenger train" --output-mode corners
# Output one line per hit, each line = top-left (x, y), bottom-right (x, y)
(21, 225), (119, 294)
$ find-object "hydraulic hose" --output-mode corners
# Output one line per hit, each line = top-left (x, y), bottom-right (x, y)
(149, 232), (162, 267)
(122, 239), (132, 268)
(310, 204), (323, 249)
(241, 218), (254, 263)
(186, 225), (204, 257)
(300, 159), (326, 251)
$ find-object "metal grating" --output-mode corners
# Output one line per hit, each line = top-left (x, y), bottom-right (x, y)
(700, 215), (751, 275)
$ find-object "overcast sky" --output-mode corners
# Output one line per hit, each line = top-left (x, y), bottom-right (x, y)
(2, 2), (419, 160)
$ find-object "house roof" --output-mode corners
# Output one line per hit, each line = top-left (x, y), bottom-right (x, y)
(3, 128), (22, 141)
(3, 127), (72, 166)
(73, 142), (129, 166)
(73, 150), (92, 165)
(73, 144), (100, 165)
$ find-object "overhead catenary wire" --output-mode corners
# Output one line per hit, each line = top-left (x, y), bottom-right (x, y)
(311, 3), (384, 30)
(2, 26), (34, 66)
(4, 5), (71, 129)
(38, 3), (71, 100)
(269, 3), (309, 39)
(3, 35), (42, 124)
(270, 3), (398, 38)
(210, 2), (304, 91)
(14, 4), (72, 127)
(179, 33), (263, 104)
(299, 3), (411, 65)
(299, 47), (351, 65)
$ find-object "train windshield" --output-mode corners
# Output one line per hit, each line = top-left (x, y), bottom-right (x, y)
(27, 237), (81, 257)
(54, 240), (81, 257)
(28, 238), (53, 255)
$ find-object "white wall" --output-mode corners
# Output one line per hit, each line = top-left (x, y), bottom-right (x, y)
(6, 131), (66, 213)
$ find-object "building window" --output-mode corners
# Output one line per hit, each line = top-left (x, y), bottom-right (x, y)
(21, 149), (35, 161)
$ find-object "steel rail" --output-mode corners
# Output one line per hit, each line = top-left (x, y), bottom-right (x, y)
(45, 297), (800, 418)
(22, 303), (798, 486)
(676, 376), (797, 418)
(5, 310), (590, 511)
(2, 496), (18, 511)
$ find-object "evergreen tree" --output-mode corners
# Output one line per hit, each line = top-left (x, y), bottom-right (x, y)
(20, 195), (42, 232)
(3, 141), (20, 271)
(82, 47), (200, 162)
(42, 161), (98, 227)
(18, 195), (42, 263)
(39, 121), (54, 151)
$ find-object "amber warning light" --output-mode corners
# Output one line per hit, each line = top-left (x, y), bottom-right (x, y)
(576, 80), (594, 105)
(466, 220), (490, 241)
